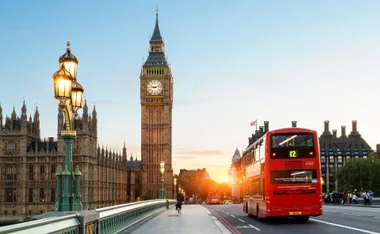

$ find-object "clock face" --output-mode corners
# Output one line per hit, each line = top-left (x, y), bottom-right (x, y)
(147, 80), (163, 95)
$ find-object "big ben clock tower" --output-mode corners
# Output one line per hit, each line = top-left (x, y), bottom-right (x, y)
(140, 10), (174, 199)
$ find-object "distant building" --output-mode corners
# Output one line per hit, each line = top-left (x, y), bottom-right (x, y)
(319, 120), (372, 193)
(228, 149), (241, 198)
(0, 102), (144, 224)
(178, 168), (210, 183)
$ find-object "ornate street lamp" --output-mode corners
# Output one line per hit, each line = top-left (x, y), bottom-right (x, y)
(53, 41), (84, 212)
(173, 177), (177, 199)
(160, 160), (166, 199)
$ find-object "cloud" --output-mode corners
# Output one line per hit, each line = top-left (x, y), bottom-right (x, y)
(86, 99), (125, 106)
(175, 97), (208, 106)
(177, 163), (228, 169)
(175, 156), (197, 159)
(175, 149), (224, 156)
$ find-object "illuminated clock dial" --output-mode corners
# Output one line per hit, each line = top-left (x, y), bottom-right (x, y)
(147, 80), (163, 95)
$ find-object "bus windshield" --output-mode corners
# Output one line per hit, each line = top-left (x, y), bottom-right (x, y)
(271, 133), (314, 148)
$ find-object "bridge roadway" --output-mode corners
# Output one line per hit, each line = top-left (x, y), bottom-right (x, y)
(126, 204), (380, 234)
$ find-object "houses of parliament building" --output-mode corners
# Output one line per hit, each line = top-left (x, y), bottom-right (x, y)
(0, 102), (145, 223)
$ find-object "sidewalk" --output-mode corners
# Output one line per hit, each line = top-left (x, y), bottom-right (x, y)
(324, 204), (380, 208)
(128, 204), (231, 234)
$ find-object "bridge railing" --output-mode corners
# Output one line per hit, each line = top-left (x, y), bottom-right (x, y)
(0, 199), (176, 234)
(0, 213), (79, 234)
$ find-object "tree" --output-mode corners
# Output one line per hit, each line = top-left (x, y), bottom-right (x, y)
(337, 154), (380, 195)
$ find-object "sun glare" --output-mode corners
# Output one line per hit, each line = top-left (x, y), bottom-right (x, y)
(220, 177), (229, 183)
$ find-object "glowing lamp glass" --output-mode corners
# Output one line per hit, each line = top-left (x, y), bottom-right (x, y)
(71, 81), (84, 109)
(60, 60), (78, 79)
(53, 68), (73, 99)
(160, 161), (165, 174)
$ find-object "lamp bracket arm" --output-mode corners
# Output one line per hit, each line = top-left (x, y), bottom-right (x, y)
(60, 99), (74, 130)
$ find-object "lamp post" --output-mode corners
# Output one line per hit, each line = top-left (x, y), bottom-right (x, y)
(53, 41), (84, 212)
(160, 160), (166, 199)
(173, 177), (177, 199)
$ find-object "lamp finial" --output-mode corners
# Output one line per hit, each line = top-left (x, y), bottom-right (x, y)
(66, 41), (71, 51)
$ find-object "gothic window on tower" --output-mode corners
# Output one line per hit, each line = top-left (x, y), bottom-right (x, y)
(40, 165), (45, 180)
(5, 188), (16, 203)
(29, 165), (34, 180)
(50, 188), (55, 202)
(28, 188), (33, 202)
(39, 188), (45, 202)
(6, 164), (16, 181)
(7, 141), (15, 154)
(50, 165), (56, 180)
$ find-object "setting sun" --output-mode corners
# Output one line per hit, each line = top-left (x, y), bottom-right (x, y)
(219, 177), (229, 183)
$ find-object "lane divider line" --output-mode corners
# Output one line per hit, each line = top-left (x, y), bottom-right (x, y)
(249, 224), (261, 232)
(310, 218), (380, 234)
(231, 215), (236, 218)
(238, 218), (245, 223)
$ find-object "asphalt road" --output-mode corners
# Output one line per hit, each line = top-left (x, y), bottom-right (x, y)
(204, 204), (380, 234)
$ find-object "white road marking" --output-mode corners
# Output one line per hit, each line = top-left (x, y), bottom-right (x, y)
(249, 224), (261, 232)
(249, 224), (261, 231)
(225, 212), (230, 215)
(374, 217), (380, 219)
(231, 214), (236, 218)
(236, 225), (251, 229)
(310, 218), (380, 234)
(238, 218), (246, 223)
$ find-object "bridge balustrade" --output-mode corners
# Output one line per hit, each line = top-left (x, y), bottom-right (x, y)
(0, 199), (176, 234)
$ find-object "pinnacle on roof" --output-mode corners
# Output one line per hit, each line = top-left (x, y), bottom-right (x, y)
(150, 8), (163, 42)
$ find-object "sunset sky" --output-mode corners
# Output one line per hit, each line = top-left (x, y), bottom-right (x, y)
(1, 1), (380, 182)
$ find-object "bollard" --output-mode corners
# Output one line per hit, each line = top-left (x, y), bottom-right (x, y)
(166, 199), (169, 209)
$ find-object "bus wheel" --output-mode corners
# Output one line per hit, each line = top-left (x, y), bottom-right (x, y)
(256, 206), (262, 222)
(246, 203), (253, 217)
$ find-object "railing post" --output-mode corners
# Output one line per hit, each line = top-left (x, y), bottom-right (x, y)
(61, 164), (71, 211)
(54, 165), (63, 212)
(72, 165), (83, 211)
(78, 210), (99, 234)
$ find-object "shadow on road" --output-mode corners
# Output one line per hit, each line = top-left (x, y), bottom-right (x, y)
(257, 217), (317, 225)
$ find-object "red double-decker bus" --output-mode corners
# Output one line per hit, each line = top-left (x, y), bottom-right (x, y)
(242, 127), (323, 221)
